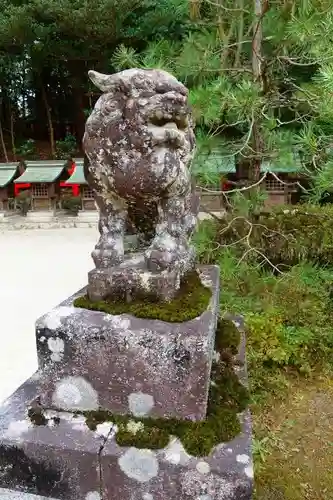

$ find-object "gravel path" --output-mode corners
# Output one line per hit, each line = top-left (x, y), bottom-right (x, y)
(0, 228), (98, 403)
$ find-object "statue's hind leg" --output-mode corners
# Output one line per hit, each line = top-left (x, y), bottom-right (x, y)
(92, 192), (127, 268)
(145, 168), (199, 274)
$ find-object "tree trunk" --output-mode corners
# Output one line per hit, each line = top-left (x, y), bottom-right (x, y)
(250, 0), (265, 182)
(10, 106), (16, 161)
(74, 89), (87, 144)
(41, 83), (56, 158)
(0, 108), (9, 162)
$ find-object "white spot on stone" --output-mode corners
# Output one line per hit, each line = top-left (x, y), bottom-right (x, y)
(109, 315), (131, 331)
(213, 350), (220, 363)
(95, 422), (118, 439)
(244, 464), (254, 478)
(118, 448), (159, 483)
(232, 320), (241, 328)
(71, 415), (88, 432)
(139, 272), (152, 291)
(126, 420), (144, 435)
(164, 437), (191, 465)
(198, 496), (212, 500)
(39, 336), (46, 343)
(52, 376), (99, 411)
(142, 494), (153, 500)
(85, 492), (101, 500)
(5, 419), (32, 439)
(196, 461), (210, 475)
(128, 392), (154, 417)
(236, 454), (250, 464)
(47, 337), (65, 362)
(43, 306), (76, 330)
(227, 448), (233, 453)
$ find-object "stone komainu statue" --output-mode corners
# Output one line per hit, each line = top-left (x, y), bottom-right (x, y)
(83, 68), (199, 277)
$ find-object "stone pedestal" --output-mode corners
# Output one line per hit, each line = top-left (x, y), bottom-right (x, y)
(87, 253), (196, 303)
(0, 318), (253, 500)
(35, 266), (219, 421)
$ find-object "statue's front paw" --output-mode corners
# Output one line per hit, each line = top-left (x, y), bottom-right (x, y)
(144, 234), (186, 272)
(92, 237), (124, 268)
(145, 248), (176, 272)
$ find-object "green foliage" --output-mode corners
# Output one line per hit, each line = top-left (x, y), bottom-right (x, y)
(15, 139), (37, 160)
(193, 211), (333, 402)
(61, 195), (81, 215)
(15, 189), (31, 216)
(107, 0), (333, 187)
(211, 204), (333, 268)
(55, 134), (77, 160)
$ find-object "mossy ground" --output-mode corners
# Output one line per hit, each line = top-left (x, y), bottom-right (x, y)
(253, 376), (333, 500)
(73, 270), (211, 322)
(82, 318), (248, 457)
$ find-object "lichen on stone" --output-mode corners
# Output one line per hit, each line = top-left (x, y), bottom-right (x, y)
(52, 376), (99, 411)
(118, 448), (159, 483)
(73, 270), (211, 322)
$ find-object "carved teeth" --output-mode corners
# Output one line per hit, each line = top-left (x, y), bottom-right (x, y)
(163, 122), (178, 129)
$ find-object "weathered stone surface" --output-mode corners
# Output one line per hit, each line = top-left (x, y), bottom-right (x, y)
(100, 415), (252, 500)
(83, 68), (199, 302)
(99, 317), (253, 500)
(0, 490), (58, 499)
(87, 252), (195, 302)
(0, 374), (111, 499)
(35, 265), (219, 420)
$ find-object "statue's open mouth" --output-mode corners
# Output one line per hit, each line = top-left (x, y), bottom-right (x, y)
(149, 114), (188, 130)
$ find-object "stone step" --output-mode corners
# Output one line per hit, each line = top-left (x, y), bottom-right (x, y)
(0, 211), (225, 231)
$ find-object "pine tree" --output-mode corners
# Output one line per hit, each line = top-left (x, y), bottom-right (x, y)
(111, 0), (333, 196)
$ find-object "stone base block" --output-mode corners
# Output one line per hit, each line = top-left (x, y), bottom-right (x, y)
(0, 316), (253, 500)
(87, 252), (195, 302)
(0, 373), (112, 500)
(35, 265), (219, 420)
(0, 378), (252, 500)
(100, 412), (253, 500)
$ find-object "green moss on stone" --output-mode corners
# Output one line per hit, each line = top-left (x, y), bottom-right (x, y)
(27, 407), (48, 426)
(117, 423), (170, 450)
(215, 318), (240, 355)
(73, 271), (211, 322)
(83, 318), (250, 457)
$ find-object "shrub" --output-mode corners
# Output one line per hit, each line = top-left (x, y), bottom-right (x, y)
(15, 190), (31, 216)
(61, 195), (81, 215)
(193, 221), (333, 401)
(213, 204), (333, 268)
(56, 134), (77, 160)
(15, 139), (37, 160)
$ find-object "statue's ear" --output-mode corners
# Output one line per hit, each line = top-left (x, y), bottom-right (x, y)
(88, 70), (131, 95)
(88, 70), (115, 92)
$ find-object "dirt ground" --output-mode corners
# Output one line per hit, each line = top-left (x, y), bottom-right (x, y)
(253, 377), (333, 500)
